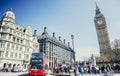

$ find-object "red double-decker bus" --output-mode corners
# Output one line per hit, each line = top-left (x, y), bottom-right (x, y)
(28, 52), (48, 76)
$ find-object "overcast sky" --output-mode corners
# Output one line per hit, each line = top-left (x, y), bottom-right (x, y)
(0, 0), (120, 61)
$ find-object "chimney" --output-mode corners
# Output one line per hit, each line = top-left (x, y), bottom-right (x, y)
(64, 39), (66, 43)
(42, 27), (48, 35)
(34, 30), (37, 36)
(68, 42), (70, 47)
(59, 36), (61, 41)
(53, 32), (55, 37)
(9, 8), (13, 11)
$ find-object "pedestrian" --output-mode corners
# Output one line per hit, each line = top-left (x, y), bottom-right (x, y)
(106, 64), (113, 76)
(67, 66), (70, 75)
(79, 66), (84, 76)
(73, 66), (76, 76)
(99, 65), (102, 74)
(92, 65), (96, 74)
(80, 66), (84, 76)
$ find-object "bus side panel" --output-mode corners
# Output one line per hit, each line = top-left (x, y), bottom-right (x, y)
(29, 69), (44, 76)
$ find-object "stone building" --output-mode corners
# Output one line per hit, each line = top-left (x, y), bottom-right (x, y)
(38, 27), (75, 68)
(0, 9), (39, 70)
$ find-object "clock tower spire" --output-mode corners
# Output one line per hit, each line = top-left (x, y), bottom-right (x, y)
(94, 4), (111, 56)
(95, 4), (101, 15)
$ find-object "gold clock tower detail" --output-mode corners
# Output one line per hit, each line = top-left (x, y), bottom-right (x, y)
(94, 5), (111, 56)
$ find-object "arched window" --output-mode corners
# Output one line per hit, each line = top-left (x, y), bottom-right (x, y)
(13, 64), (16, 67)
(3, 63), (7, 68)
(8, 64), (11, 68)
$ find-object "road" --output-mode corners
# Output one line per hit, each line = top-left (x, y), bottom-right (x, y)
(0, 72), (120, 76)
(0, 72), (28, 76)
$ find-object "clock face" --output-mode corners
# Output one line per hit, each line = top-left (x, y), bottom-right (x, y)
(97, 20), (103, 25)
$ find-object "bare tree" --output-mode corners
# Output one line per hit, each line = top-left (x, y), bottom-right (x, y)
(110, 39), (120, 61)
(111, 39), (120, 49)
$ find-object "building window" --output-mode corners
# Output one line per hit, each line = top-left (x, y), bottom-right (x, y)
(10, 28), (12, 33)
(19, 54), (21, 59)
(0, 51), (4, 57)
(5, 22), (8, 25)
(20, 46), (22, 51)
(16, 27), (18, 30)
(13, 30), (16, 34)
(16, 45), (18, 50)
(7, 43), (10, 48)
(5, 51), (8, 57)
(9, 35), (11, 40)
(26, 41), (30, 46)
(36, 45), (38, 48)
(21, 40), (23, 44)
(13, 37), (15, 42)
(17, 38), (19, 43)
(33, 49), (35, 52)
(20, 29), (22, 31)
(25, 47), (29, 52)
(0, 41), (1, 48)
(0, 41), (5, 48)
(1, 33), (6, 39)
(12, 44), (14, 49)
(15, 53), (17, 58)
(19, 33), (21, 37)
(17, 32), (19, 36)
(2, 27), (7, 31)
(10, 52), (13, 58)
(24, 54), (29, 59)
(11, 23), (13, 26)
(27, 48), (29, 52)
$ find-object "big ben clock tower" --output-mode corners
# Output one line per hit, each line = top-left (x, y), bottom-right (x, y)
(94, 5), (111, 56)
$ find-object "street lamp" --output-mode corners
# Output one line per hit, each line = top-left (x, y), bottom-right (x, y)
(71, 34), (76, 76)
(71, 34), (75, 65)
(71, 34), (74, 50)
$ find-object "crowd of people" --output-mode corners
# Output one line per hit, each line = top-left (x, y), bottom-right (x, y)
(0, 62), (120, 76)
(77, 64), (113, 75)
(0, 64), (26, 72)
(50, 64), (120, 76)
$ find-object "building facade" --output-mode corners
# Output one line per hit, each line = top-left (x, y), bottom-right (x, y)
(0, 9), (39, 70)
(38, 27), (75, 68)
(94, 5), (111, 56)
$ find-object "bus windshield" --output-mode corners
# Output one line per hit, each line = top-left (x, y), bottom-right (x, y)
(29, 53), (48, 76)
(30, 58), (43, 70)
(30, 64), (43, 70)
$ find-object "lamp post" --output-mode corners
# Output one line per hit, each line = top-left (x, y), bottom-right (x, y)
(71, 34), (74, 50)
(71, 34), (75, 65)
(71, 34), (76, 76)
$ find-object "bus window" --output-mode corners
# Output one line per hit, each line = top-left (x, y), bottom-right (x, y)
(30, 64), (43, 70)
(31, 65), (37, 69)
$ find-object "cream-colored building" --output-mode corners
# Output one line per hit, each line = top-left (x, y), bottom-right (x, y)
(0, 9), (39, 70)
(38, 27), (75, 68)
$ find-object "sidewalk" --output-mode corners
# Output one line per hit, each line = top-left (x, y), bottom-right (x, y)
(0, 72), (120, 76)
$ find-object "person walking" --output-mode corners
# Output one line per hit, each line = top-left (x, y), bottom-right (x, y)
(73, 66), (76, 76)
(106, 64), (113, 76)
(79, 66), (84, 76)
(99, 65), (102, 74)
